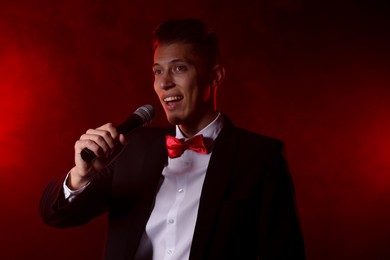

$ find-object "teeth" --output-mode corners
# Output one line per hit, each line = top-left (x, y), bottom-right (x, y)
(164, 96), (183, 102)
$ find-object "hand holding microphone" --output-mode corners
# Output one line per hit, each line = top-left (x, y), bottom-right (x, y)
(69, 105), (155, 190)
(80, 104), (155, 163)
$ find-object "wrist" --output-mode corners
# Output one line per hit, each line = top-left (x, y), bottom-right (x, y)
(68, 167), (93, 190)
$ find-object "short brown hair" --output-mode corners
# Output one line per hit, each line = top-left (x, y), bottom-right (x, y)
(152, 18), (221, 70)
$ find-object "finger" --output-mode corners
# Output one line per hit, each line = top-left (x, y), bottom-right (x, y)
(119, 134), (127, 145)
(85, 127), (117, 148)
(75, 139), (104, 158)
(97, 123), (119, 141)
(80, 132), (112, 154)
(75, 139), (102, 157)
(106, 134), (127, 162)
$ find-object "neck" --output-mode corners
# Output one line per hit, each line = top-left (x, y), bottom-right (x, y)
(178, 110), (219, 137)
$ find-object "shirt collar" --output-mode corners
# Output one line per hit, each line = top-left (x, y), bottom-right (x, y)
(175, 113), (224, 143)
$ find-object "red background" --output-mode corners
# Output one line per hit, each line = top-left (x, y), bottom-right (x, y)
(1, 1), (389, 259)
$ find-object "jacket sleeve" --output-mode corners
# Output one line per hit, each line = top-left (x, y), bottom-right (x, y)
(39, 166), (113, 228)
(257, 143), (306, 259)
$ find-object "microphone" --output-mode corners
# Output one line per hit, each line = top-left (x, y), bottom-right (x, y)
(80, 104), (155, 162)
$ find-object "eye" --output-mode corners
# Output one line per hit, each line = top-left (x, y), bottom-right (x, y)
(153, 68), (162, 76)
(175, 65), (187, 72)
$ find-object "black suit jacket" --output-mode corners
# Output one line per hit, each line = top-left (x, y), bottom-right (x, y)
(40, 117), (305, 259)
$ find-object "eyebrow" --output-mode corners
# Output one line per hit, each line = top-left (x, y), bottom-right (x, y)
(153, 58), (190, 67)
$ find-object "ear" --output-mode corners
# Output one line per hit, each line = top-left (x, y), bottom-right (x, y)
(211, 64), (225, 87)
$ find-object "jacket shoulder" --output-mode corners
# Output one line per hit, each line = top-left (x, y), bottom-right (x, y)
(221, 114), (284, 152)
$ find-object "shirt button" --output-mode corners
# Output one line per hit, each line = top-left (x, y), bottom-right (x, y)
(178, 188), (184, 193)
(167, 249), (173, 255)
(168, 219), (175, 224)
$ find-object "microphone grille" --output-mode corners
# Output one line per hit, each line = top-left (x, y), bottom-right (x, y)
(134, 104), (155, 126)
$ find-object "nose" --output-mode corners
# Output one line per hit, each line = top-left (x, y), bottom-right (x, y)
(157, 71), (175, 90)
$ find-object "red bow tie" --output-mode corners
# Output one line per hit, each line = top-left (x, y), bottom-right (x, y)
(166, 135), (208, 158)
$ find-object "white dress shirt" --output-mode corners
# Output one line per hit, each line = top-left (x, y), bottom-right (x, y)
(136, 114), (224, 260)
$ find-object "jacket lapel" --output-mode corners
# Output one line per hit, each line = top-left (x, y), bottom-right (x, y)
(189, 118), (239, 259)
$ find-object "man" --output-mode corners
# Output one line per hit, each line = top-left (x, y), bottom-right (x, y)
(40, 18), (305, 259)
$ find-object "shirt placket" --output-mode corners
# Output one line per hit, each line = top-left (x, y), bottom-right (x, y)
(164, 159), (189, 259)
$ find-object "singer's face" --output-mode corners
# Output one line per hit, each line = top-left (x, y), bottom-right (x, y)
(153, 43), (217, 136)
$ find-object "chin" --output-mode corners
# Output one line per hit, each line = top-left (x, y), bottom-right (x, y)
(165, 113), (182, 126)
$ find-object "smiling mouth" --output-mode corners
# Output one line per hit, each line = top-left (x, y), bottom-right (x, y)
(163, 95), (184, 103)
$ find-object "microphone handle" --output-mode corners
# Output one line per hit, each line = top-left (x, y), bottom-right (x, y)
(80, 148), (97, 163)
